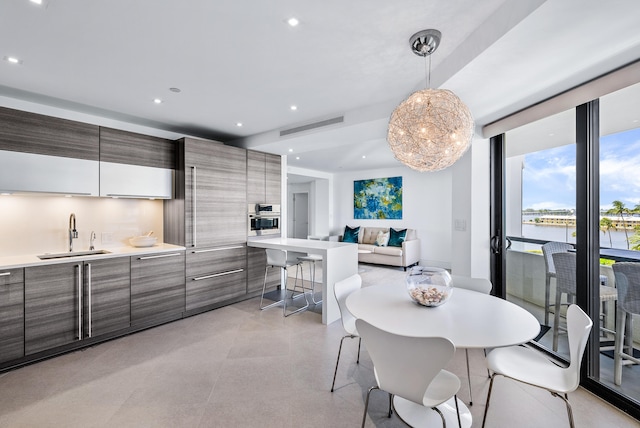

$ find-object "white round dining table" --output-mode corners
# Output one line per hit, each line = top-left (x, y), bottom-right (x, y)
(346, 284), (540, 349)
(346, 284), (540, 428)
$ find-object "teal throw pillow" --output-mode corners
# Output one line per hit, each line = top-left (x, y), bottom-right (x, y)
(343, 226), (360, 243)
(388, 228), (407, 247)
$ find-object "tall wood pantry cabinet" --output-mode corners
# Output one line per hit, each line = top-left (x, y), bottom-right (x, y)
(246, 150), (283, 295)
(247, 150), (282, 206)
(165, 137), (248, 314)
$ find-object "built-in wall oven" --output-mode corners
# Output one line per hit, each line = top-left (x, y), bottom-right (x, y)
(248, 204), (281, 236)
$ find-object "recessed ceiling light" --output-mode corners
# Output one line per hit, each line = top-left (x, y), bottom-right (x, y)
(169, 87), (181, 93)
(288, 148), (293, 152)
(236, 122), (243, 127)
(4, 56), (22, 65)
(287, 17), (300, 27)
(153, 98), (162, 104)
(362, 155), (366, 159)
(290, 105), (297, 111)
(30, 0), (43, 5)
(296, 156), (300, 160)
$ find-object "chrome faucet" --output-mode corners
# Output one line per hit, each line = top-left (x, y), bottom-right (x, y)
(89, 231), (96, 251)
(69, 213), (78, 252)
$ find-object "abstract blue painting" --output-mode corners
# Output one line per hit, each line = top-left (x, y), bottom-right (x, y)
(354, 176), (403, 219)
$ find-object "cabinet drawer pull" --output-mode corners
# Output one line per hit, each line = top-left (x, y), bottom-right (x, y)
(77, 264), (82, 341)
(138, 252), (182, 260)
(0, 272), (10, 277)
(192, 269), (244, 281)
(192, 245), (244, 254)
(87, 263), (92, 338)
(105, 193), (166, 199)
(191, 165), (197, 248)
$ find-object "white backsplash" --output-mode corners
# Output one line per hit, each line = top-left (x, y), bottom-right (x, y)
(0, 195), (164, 257)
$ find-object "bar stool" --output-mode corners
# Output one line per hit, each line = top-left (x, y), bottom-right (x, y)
(260, 248), (308, 317)
(542, 242), (573, 326)
(612, 262), (640, 386)
(297, 254), (323, 304)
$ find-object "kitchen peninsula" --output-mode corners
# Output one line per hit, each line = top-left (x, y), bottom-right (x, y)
(247, 237), (358, 324)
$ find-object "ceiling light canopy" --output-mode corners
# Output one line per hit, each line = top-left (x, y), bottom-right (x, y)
(387, 29), (474, 172)
(4, 56), (22, 64)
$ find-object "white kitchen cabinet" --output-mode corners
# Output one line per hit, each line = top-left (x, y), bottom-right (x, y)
(0, 150), (99, 196)
(99, 162), (173, 199)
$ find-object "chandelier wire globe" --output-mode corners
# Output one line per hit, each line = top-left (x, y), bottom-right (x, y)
(388, 29), (474, 172)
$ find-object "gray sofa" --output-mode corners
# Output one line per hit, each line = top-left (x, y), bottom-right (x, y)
(341, 226), (421, 270)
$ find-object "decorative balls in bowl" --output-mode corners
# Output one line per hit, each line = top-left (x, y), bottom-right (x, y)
(406, 266), (453, 307)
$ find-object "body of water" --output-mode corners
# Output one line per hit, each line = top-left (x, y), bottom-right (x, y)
(516, 223), (635, 252)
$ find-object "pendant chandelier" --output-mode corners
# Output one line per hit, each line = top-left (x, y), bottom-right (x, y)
(387, 29), (474, 172)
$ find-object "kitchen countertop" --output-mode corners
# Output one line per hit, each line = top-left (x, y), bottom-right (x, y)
(0, 243), (186, 270)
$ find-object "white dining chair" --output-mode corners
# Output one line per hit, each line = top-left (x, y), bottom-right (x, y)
(482, 304), (592, 428)
(330, 273), (362, 392)
(450, 274), (492, 406)
(259, 248), (307, 317)
(356, 319), (462, 428)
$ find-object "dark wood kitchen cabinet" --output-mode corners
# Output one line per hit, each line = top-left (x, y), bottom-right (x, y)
(0, 106), (100, 195)
(25, 258), (131, 355)
(25, 263), (80, 354)
(84, 258), (131, 337)
(0, 106), (99, 160)
(265, 152), (282, 205)
(0, 268), (24, 363)
(164, 137), (247, 247)
(99, 127), (175, 169)
(185, 245), (247, 314)
(247, 150), (281, 206)
(130, 251), (185, 327)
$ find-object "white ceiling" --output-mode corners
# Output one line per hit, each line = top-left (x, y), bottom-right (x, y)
(1, 0), (639, 174)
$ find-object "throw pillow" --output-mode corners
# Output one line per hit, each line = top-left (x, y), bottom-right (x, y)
(343, 225), (360, 243)
(374, 230), (390, 247)
(388, 228), (407, 247)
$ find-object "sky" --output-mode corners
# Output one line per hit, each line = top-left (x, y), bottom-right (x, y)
(522, 127), (640, 211)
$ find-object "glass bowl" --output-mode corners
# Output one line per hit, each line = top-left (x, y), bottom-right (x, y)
(406, 266), (453, 307)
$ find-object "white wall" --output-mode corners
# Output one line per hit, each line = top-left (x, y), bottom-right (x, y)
(450, 137), (492, 278)
(332, 166), (453, 269)
(325, 138), (491, 276)
(469, 138), (491, 279)
(0, 195), (164, 257)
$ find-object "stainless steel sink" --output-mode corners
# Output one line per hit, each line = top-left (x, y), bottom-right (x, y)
(37, 250), (111, 260)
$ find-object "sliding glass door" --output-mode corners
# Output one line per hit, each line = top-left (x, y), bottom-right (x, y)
(490, 80), (640, 419)
(501, 109), (576, 358)
(597, 82), (640, 406)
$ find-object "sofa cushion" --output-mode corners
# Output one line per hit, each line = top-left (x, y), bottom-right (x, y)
(388, 228), (407, 247)
(374, 230), (390, 246)
(361, 227), (388, 244)
(343, 225), (360, 243)
(358, 244), (380, 253)
(372, 246), (403, 257)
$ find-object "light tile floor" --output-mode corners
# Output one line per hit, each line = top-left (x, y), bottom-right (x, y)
(0, 265), (638, 427)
